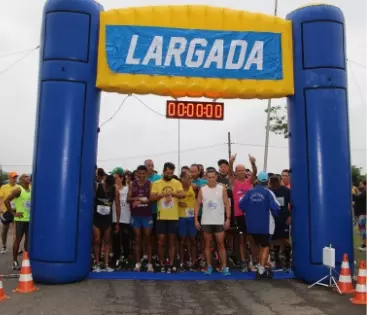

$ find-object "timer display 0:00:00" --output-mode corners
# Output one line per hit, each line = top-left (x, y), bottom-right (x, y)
(167, 102), (223, 119)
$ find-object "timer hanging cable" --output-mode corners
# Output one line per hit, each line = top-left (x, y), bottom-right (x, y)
(133, 94), (165, 117)
(99, 94), (131, 129)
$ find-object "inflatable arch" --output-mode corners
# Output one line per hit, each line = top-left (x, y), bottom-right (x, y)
(29, 0), (353, 284)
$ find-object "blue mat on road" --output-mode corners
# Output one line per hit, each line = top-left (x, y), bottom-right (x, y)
(88, 270), (295, 281)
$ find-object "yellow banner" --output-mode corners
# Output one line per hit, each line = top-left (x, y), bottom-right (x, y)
(97, 5), (294, 99)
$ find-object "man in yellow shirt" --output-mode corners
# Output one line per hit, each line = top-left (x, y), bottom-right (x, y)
(0, 172), (19, 254)
(150, 162), (185, 273)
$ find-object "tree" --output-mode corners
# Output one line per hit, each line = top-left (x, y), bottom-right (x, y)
(351, 165), (366, 186)
(264, 104), (288, 139)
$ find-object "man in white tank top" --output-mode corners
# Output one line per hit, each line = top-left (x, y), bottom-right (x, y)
(194, 168), (231, 276)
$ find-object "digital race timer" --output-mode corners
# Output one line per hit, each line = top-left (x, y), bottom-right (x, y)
(166, 100), (224, 121)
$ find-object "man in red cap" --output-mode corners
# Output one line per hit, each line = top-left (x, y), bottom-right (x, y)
(0, 172), (19, 254)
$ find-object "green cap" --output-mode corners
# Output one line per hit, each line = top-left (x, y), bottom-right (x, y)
(109, 167), (124, 176)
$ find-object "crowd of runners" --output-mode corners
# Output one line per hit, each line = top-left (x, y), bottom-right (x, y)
(1, 154), (365, 280)
(93, 155), (292, 279)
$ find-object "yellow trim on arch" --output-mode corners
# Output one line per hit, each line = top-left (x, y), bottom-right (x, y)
(96, 5), (294, 99)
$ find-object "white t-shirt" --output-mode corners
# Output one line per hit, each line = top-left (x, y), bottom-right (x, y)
(201, 185), (225, 225)
(112, 186), (131, 224)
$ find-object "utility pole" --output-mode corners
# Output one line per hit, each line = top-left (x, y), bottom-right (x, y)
(178, 119), (181, 171)
(227, 132), (233, 160)
(263, 0), (279, 171)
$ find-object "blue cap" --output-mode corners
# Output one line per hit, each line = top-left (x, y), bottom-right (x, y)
(257, 171), (269, 182)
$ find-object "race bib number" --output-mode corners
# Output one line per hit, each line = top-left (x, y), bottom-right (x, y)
(97, 205), (111, 215)
(23, 200), (31, 212)
(185, 208), (194, 218)
(277, 197), (285, 207)
(161, 197), (173, 209)
(208, 200), (217, 210)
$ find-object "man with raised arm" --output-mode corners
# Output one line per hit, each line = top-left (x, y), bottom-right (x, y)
(228, 154), (257, 272)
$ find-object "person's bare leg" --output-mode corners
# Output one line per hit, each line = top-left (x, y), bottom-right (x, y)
(215, 232), (227, 267)
(134, 228), (142, 264)
(168, 234), (176, 266)
(93, 226), (101, 265)
(1, 224), (9, 248)
(103, 227), (112, 267)
(239, 234), (246, 262)
(204, 233), (213, 267)
(157, 235), (166, 265)
(179, 237), (186, 264)
(143, 228), (153, 263)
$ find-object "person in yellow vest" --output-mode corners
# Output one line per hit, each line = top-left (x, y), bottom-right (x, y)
(0, 172), (19, 254)
(4, 174), (31, 270)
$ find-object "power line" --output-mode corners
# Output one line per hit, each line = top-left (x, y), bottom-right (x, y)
(234, 142), (366, 152)
(234, 142), (288, 149)
(0, 46), (39, 59)
(347, 58), (367, 70)
(133, 94), (165, 117)
(97, 143), (225, 162)
(348, 62), (366, 108)
(99, 94), (131, 129)
(0, 46), (39, 78)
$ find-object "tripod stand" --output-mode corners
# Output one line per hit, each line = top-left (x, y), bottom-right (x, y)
(308, 244), (341, 294)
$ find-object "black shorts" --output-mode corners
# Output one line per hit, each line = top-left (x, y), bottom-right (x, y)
(201, 224), (225, 234)
(156, 220), (178, 235)
(93, 214), (112, 231)
(15, 221), (29, 239)
(252, 234), (271, 247)
(272, 221), (290, 240)
(234, 215), (247, 235)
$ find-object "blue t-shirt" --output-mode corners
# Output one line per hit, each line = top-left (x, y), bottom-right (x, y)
(147, 173), (162, 214)
(192, 178), (207, 216)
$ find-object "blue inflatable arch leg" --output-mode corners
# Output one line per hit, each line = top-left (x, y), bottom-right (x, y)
(286, 4), (354, 282)
(29, 0), (103, 283)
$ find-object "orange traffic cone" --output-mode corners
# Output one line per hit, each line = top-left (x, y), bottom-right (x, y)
(13, 252), (39, 294)
(350, 260), (367, 305)
(336, 254), (354, 294)
(0, 276), (9, 302)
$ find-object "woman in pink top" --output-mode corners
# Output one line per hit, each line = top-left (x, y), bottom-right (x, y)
(229, 154), (257, 272)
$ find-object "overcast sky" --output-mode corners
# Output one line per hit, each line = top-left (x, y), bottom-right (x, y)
(0, 0), (365, 175)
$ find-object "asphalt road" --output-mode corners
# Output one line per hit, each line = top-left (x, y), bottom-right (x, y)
(0, 226), (365, 315)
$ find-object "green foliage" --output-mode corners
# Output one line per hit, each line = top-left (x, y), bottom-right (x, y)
(0, 169), (8, 182)
(351, 165), (366, 186)
(265, 104), (288, 138)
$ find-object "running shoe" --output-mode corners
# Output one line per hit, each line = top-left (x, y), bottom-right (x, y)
(240, 261), (249, 273)
(92, 264), (101, 273)
(12, 261), (20, 270)
(104, 266), (115, 272)
(222, 267), (231, 276)
(134, 263), (141, 272)
(147, 263), (154, 272)
(204, 266), (213, 275)
(0, 247), (6, 254)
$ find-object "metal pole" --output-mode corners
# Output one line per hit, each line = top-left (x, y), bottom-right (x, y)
(228, 132), (232, 160)
(263, 0), (279, 171)
(178, 119), (181, 171)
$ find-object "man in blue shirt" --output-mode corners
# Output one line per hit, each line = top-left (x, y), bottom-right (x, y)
(239, 171), (280, 279)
